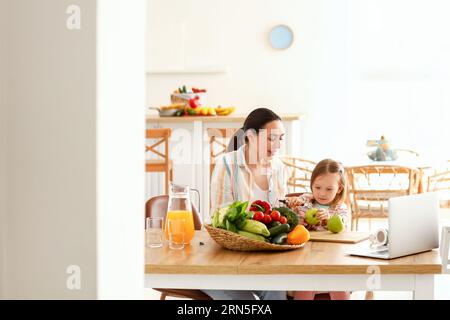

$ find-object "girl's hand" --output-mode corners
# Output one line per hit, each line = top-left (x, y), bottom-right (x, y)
(316, 209), (328, 224)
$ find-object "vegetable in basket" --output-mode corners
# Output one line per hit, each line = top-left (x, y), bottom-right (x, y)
(211, 201), (250, 232)
(211, 201), (270, 236)
(238, 231), (268, 242)
(237, 220), (270, 237)
(272, 206), (299, 229)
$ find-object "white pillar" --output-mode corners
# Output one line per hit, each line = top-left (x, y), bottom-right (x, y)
(0, 0), (9, 300)
(1, 0), (146, 299)
(96, 0), (146, 299)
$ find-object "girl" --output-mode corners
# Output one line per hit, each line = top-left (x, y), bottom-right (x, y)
(286, 159), (351, 300)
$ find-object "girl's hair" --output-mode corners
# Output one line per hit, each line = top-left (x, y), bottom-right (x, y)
(310, 159), (347, 206)
(227, 108), (282, 152)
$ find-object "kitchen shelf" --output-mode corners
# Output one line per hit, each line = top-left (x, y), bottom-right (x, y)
(146, 67), (227, 75)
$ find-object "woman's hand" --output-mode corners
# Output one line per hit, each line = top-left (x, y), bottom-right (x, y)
(285, 197), (304, 207)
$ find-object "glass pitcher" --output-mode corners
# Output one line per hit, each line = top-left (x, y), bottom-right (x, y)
(165, 183), (195, 244)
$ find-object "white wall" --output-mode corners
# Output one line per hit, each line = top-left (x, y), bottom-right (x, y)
(3, 0), (145, 299)
(6, 0), (97, 299)
(146, 0), (450, 164)
(96, 0), (146, 299)
(346, 0), (450, 161)
(0, 0), (8, 300)
(146, 0), (350, 159)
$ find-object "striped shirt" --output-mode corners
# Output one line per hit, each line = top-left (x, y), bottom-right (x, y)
(210, 145), (289, 217)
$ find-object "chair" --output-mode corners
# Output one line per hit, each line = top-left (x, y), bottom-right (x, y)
(206, 128), (238, 210)
(441, 226), (450, 274)
(427, 163), (450, 208)
(146, 128), (173, 195)
(145, 195), (211, 300)
(346, 165), (420, 231)
(206, 128), (238, 181)
(279, 156), (317, 194)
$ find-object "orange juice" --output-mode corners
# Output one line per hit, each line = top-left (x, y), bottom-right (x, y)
(165, 210), (195, 244)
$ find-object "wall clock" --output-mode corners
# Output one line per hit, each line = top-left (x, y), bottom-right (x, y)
(269, 25), (294, 50)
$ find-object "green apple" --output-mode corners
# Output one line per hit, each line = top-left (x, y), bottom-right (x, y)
(327, 215), (344, 233)
(305, 208), (319, 226)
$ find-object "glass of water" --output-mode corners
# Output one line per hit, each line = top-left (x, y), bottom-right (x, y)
(145, 217), (163, 248)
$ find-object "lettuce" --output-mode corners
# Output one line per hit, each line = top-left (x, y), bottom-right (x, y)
(211, 201), (249, 231)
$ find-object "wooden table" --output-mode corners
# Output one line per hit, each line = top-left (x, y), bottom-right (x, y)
(145, 231), (442, 299)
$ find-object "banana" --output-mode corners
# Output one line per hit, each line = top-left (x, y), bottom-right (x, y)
(215, 106), (236, 116)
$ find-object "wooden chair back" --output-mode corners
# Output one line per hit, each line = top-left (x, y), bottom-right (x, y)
(346, 165), (420, 230)
(280, 156), (317, 193)
(427, 161), (450, 208)
(146, 128), (172, 194)
(206, 128), (238, 180)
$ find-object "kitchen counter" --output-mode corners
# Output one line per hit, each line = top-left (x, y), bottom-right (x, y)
(147, 113), (305, 123)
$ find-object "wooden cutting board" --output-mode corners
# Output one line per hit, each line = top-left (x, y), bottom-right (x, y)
(309, 231), (370, 244)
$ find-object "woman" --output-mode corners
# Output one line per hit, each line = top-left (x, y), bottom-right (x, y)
(205, 108), (289, 300)
(210, 108), (288, 212)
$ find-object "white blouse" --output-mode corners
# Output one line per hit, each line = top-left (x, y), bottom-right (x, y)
(251, 183), (269, 203)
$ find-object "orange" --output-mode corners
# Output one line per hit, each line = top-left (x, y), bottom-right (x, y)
(287, 225), (310, 245)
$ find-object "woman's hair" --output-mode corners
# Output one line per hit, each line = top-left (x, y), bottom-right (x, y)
(227, 108), (282, 152)
(310, 159), (347, 206)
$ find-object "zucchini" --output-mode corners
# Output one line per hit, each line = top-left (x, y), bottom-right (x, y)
(238, 230), (267, 242)
(271, 233), (288, 245)
(238, 219), (270, 237)
(268, 223), (290, 237)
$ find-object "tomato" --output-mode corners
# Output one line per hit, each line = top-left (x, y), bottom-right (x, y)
(189, 97), (200, 109)
(262, 214), (272, 225)
(252, 211), (264, 222)
(270, 210), (281, 221)
(278, 216), (288, 224)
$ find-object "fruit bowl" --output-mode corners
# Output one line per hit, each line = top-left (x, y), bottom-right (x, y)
(204, 224), (305, 251)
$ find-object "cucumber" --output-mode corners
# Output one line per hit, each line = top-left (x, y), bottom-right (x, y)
(268, 223), (290, 237)
(269, 221), (281, 228)
(271, 233), (288, 245)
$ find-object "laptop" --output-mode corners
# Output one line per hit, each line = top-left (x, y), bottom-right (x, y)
(347, 192), (440, 260)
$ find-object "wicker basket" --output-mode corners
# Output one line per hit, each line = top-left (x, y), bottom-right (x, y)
(204, 224), (304, 251)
